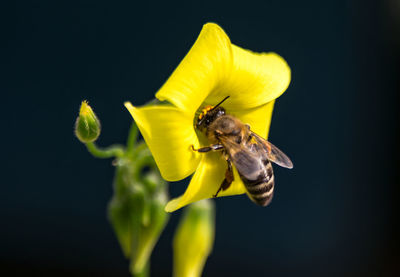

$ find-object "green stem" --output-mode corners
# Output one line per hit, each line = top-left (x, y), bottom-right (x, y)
(132, 260), (150, 277)
(130, 141), (150, 160)
(126, 123), (139, 156)
(132, 153), (155, 181)
(85, 142), (125, 158)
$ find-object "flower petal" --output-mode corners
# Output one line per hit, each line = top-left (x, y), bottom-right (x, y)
(164, 101), (276, 212)
(125, 102), (201, 181)
(155, 23), (232, 114)
(206, 45), (290, 110)
(165, 152), (246, 212)
(230, 100), (275, 139)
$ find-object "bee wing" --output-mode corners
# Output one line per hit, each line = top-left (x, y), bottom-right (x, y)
(251, 132), (293, 169)
(218, 135), (266, 181)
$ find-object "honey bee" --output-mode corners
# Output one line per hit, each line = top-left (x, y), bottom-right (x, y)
(192, 96), (293, 206)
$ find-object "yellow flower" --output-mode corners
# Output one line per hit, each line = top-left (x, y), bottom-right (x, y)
(125, 23), (290, 212)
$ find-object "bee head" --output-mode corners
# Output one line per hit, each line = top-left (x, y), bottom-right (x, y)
(196, 96), (229, 132)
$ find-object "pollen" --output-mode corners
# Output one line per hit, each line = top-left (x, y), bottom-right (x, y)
(198, 105), (214, 120)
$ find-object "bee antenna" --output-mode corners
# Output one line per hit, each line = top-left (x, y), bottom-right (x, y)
(211, 96), (230, 110)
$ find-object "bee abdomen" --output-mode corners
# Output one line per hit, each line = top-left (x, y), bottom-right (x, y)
(245, 176), (274, 207)
(245, 177), (274, 194)
(241, 161), (274, 207)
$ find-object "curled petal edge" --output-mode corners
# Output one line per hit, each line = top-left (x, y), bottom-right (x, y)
(125, 102), (201, 181)
(155, 22), (233, 115)
(206, 45), (291, 110)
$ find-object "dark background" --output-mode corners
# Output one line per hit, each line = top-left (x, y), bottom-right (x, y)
(1, 0), (399, 276)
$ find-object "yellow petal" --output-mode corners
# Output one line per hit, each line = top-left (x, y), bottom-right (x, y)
(206, 45), (290, 110)
(165, 101), (275, 212)
(125, 102), (201, 181)
(230, 100), (275, 139)
(155, 23), (232, 114)
(165, 151), (246, 212)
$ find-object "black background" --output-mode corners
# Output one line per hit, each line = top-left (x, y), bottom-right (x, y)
(1, 0), (399, 276)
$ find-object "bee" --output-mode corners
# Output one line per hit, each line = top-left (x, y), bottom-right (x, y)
(192, 96), (293, 206)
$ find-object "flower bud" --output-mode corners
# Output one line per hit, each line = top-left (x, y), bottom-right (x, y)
(108, 185), (146, 258)
(74, 100), (101, 143)
(173, 199), (215, 277)
(109, 158), (169, 275)
(131, 189), (169, 275)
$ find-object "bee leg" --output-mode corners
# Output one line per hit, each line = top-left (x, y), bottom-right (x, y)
(191, 144), (223, 153)
(246, 133), (254, 143)
(213, 159), (234, 197)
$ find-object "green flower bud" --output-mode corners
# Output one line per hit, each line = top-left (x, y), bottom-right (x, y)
(108, 185), (146, 258)
(131, 189), (169, 275)
(109, 156), (169, 276)
(173, 199), (215, 277)
(74, 100), (101, 143)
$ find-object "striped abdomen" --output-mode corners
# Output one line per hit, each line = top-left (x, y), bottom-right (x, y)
(240, 160), (274, 206)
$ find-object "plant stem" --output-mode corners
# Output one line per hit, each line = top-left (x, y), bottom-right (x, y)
(85, 142), (125, 158)
(132, 261), (150, 277)
(126, 123), (139, 156)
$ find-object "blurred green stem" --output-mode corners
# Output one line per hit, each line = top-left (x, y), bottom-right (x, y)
(133, 261), (149, 277)
(126, 123), (139, 156)
(85, 141), (125, 158)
